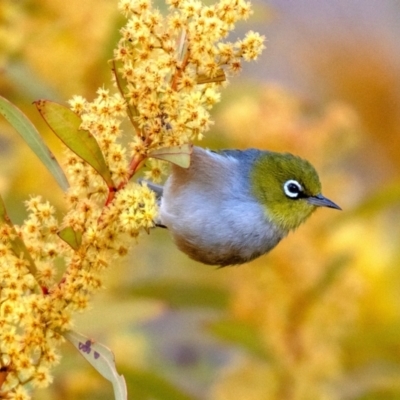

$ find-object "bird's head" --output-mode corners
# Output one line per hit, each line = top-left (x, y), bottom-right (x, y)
(251, 152), (341, 232)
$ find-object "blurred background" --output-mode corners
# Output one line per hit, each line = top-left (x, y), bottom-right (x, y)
(1, 0), (400, 399)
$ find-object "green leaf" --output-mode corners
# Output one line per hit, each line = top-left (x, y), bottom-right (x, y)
(64, 330), (127, 400)
(35, 100), (114, 188)
(58, 226), (82, 251)
(128, 281), (230, 309)
(120, 367), (198, 400)
(148, 144), (192, 169)
(207, 319), (271, 361)
(0, 95), (69, 191)
(0, 194), (37, 276)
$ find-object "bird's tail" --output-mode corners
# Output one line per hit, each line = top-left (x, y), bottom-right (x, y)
(139, 179), (163, 200)
(144, 181), (163, 199)
(139, 179), (166, 228)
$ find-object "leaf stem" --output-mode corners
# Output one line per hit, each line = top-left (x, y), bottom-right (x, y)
(111, 60), (140, 135)
(171, 41), (191, 91)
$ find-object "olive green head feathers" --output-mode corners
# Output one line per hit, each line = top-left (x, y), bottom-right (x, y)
(251, 152), (340, 232)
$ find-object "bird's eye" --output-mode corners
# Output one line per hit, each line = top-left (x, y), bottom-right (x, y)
(283, 180), (303, 199)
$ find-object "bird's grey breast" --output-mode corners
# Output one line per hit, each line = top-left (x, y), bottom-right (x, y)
(160, 147), (285, 265)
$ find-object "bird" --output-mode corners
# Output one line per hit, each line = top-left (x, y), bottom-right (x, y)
(150, 146), (341, 267)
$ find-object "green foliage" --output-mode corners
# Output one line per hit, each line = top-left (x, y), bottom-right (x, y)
(148, 144), (193, 169)
(58, 226), (82, 250)
(0, 95), (69, 191)
(35, 100), (114, 188)
(2, 1), (400, 400)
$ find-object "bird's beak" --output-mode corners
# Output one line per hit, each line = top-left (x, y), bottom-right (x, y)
(307, 194), (342, 210)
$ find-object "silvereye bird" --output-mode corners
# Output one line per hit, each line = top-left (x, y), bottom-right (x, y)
(156, 146), (341, 267)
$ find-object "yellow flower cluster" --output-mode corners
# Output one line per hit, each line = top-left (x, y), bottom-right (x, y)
(115, 0), (264, 147)
(69, 88), (129, 188)
(1, 183), (158, 398)
(1, 0), (265, 397)
(0, 198), (61, 397)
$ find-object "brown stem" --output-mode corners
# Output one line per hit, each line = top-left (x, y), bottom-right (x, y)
(171, 46), (191, 91)
(103, 152), (147, 207)
(111, 59), (141, 135)
(0, 367), (8, 390)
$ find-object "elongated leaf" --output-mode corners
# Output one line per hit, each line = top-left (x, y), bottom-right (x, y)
(64, 330), (127, 400)
(207, 319), (271, 361)
(35, 100), (114, 188)
(0, 95), (69, 191)
(148, 144), (192, 168)
(128, 281), (230, 309)
(120, 367), (198, 400)
(0, 195), (37, 276)
(58, 226), (82, 251)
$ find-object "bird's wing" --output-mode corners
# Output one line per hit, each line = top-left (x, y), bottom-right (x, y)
(211, 148), (263, 162)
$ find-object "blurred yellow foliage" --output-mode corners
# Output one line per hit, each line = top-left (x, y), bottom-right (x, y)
(1, 1), (400, 400)
(21, 0), (118, 97)
(210, 85), (362, 399)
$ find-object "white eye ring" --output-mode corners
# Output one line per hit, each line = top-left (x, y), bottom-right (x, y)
(283, 180), (303, 198)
